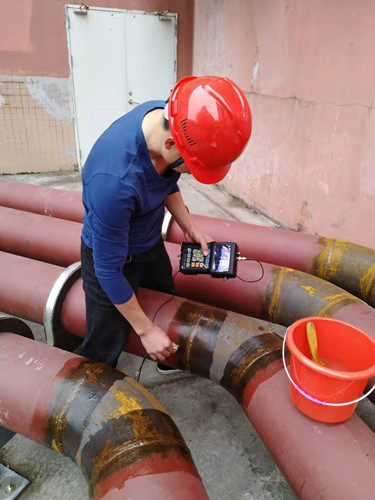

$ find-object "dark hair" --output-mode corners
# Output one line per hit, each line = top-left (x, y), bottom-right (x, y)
(163, 97), (170, 131)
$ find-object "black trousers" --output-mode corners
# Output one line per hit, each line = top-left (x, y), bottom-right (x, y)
(80, 238), (174, 367)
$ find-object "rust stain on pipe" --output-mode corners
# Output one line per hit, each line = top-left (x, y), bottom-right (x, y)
(220, 334), (282, 402)
(170, 301), (283, 404)
(3, 273), (375, 498)
(171, 301), (226, 377)
(266, 266), (364, 325)
(43, 359), (197, 497)
(313, 237), (375, 303)
(85, 409), (188, 495)
(44, 361), (123, 455)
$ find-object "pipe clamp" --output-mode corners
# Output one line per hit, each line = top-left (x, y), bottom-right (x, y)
(44, 261), (81, 347)
(161, 209), (173, 241)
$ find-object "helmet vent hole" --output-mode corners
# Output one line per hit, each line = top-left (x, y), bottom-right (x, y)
(180, 118), (197, 146)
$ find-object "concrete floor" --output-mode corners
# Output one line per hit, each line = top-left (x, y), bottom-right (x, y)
(1, 171), (374, 500)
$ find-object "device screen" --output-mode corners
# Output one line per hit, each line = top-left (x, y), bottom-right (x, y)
(212, 244), (232, 273)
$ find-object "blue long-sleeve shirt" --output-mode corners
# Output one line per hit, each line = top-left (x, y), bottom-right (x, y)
(81, 101), (180, 304)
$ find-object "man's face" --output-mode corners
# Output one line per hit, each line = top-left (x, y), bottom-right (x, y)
(173, 161), (191, 174)
(163, 138), (191, 174)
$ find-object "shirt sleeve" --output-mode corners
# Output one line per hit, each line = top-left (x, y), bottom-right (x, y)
(84, 173), (137, 304)
(170, 182), (180, 195)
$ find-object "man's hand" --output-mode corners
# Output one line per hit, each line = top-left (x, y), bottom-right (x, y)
(139, 323), (178, 361)
(115, 295), (178, 362)
(183, 226), (213, 256)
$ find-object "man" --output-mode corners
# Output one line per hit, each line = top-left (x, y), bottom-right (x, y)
(80, 75), (252, 372)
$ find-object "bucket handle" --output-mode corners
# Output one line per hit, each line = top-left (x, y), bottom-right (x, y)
(282, 329), (375, 406)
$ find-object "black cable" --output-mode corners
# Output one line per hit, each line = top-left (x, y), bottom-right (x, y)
(236, 258), (265, 283)
(134, 270), (180, 382)
(133, 357), (147, 382)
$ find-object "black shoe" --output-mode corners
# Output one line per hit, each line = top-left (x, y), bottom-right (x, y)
(156, 363), (182, 375)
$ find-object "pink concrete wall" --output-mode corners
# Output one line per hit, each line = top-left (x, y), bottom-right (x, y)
(193, 0), (375, 248)
(0, 0), (194, 79)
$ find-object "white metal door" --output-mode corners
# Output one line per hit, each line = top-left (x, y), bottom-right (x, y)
(66, 6), (177, 167)
(124, 12), (177, 111)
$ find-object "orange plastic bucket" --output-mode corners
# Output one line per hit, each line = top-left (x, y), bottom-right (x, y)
(283, 317), (375, 423)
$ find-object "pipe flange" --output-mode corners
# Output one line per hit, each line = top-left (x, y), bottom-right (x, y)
(43, 261), (81, 347)
(161, 209), (173, 241)
(0, 315), (34, 339)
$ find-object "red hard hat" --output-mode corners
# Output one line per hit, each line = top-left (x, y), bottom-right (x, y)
(167, 76), (252, 184)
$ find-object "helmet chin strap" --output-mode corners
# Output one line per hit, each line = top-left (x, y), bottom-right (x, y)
(169, 156), (184, 169)
(165, 103), (183, 170)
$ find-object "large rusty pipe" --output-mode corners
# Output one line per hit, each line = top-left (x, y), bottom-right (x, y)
(1, 255), (375, 498)
(60, 248), (375, 403)
(1, 180), (375, 307)
(4, 217), (375, 403)
(167, 213), (375, 308)
(0, 332), (208, 500)
(1, 209), (375, 337)
(2, 193), (375, 398)
(137, 288), (375, 500)
(2, 209), (375, 394)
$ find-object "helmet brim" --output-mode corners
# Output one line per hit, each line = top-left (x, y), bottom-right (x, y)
(188, 162), (231, 185)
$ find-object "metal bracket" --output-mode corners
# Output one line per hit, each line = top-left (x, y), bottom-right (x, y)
(43, 262), (82, 350)
(0, 464), (29, 499)
(161, 209), (173, 241)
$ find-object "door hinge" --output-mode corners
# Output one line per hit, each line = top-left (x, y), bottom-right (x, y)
(73, 4), (89, 15)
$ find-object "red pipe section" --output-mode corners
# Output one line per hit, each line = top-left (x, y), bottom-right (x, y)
(0, 332), (208, 500)
(2, 207), (375, 396)
(168, 213), (375, 309)
(1, 180), (375, 307)
(57, 245), (375, 403)
(1, 208), (375, 338)
(1, 251), (375, 498)
(0, 205), (81, 267)
(0, 178), (83, 223)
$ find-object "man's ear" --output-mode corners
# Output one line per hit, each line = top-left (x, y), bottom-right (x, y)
(164, 137), (175, 151)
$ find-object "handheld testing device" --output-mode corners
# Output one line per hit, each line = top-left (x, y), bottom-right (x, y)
(179, 242), (239, 279)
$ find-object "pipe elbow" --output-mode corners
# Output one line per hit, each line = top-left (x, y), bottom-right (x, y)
(46, 360), (206, 499)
